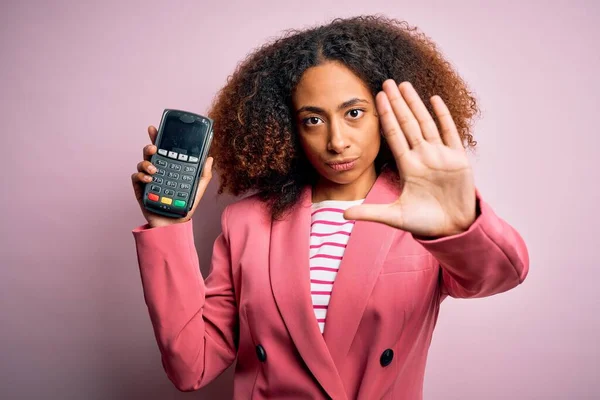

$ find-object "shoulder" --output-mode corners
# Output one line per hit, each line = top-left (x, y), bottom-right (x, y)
(222, 192), (271, 232)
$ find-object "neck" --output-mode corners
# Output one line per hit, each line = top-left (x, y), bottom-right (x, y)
(311, 165), (377, 203)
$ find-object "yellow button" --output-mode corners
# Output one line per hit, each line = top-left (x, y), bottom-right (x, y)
(160, 197), (172, 205)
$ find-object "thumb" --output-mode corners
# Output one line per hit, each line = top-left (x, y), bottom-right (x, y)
(343, 203), (402, 229)
(190, 157), (214, 210)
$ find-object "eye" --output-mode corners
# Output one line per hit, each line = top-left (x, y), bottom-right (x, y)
(347, 109), (365, 119)
(303, 116), (323, 126)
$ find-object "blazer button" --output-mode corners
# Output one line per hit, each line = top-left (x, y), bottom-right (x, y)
(380, 349), (394, 367)
(255, 345), (267, 362)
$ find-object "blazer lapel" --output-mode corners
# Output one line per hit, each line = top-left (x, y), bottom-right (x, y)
(269, 187), (348, 400)
(322, 169), (402, 368)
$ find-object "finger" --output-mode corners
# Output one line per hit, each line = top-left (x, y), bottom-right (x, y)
(143, 144), (157, 162)
(376, 91), (410, 160)
(398, 82), (442, 144)
(343, 203), (403, 229)
(137, 160), (157, 174)
(431, 95), (463, 150)
(148, 125), (158, 144)
(131, 171), (153, 185)
(382, 79), (424, 149)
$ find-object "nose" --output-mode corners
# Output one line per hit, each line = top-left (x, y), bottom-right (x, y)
(327, 120), (349, 153)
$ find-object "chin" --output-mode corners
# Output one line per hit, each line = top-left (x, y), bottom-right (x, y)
(320, 168), (362, 186)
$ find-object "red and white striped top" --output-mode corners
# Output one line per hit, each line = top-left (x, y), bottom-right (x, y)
(309, 198), (365, 334)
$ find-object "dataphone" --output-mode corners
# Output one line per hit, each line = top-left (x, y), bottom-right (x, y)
(142, 109), (214, 218)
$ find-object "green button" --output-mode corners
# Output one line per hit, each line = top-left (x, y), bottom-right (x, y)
(174, 200), (186, 208)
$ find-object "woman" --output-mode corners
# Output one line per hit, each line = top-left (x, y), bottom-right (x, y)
(131, 16), (529, 399)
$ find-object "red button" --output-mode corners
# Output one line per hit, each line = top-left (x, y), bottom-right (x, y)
(148, 193), (159, 201)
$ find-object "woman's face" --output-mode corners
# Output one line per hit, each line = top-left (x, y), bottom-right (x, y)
(292, 61), (381, 187)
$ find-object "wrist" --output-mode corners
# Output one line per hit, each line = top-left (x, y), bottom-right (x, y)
(148, 218), (189, 229)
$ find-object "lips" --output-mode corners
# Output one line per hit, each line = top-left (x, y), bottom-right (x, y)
(326, 157), (358, 171)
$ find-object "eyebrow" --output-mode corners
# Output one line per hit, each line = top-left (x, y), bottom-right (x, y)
(295, 98), (370, 114)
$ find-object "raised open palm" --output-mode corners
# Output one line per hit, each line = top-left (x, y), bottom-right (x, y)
(344, 80), (477, 238)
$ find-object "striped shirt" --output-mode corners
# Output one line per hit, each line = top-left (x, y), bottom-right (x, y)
(309, 198), (365, 334)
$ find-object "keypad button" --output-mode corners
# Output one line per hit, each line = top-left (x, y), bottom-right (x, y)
(158, 149), (167, 156)
(177, 192), (188, 198)
(150, 185), (161, 193)
(166, 181), (177, 188)
(147, 193), (159, 202)
(169, 163), (181, 171)
(168, 151), (178, 159)
(184, 166), (196, 173)
(167, 172), (180, 179)
(156, 159), (167, 167)
(189, 156), (199, 163)
(180, 183), (191, 190)
(157, 169), (165, 176)
(160, 197), (172, 205)
(152, 177), (163, 184)
(164, 189), (175, 196)
(178, 154), (189, 161)
(174, 199), (186, 208)
(182, 175), (193, 182)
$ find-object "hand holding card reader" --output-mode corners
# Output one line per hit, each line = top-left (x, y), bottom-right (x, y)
(142, 109), (214, 218)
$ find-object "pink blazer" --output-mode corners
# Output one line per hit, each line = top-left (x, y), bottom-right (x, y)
(132, 169), (529, 399)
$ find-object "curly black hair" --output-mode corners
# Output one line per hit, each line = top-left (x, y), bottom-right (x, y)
(208, 15), (480, 219)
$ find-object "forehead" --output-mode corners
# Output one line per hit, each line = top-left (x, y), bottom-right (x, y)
(293, 61), (372, 107)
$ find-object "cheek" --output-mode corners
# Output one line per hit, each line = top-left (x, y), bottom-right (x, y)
(361, 129), (381, 158)
(356, 116), (380, 151)
(298, 135), (322, 161)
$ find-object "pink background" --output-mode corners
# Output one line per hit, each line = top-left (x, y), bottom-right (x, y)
(1, 0), (598, 399)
